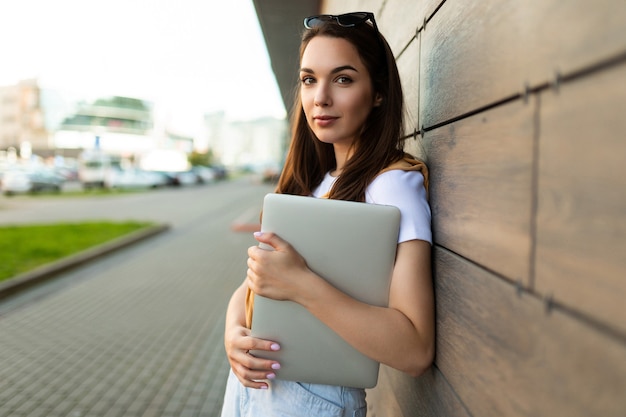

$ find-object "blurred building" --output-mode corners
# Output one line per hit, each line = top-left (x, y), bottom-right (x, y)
(0, 79), (50, 157)
(59, 96), (153, 136)
(0, 78), (286, 169)
(53, 95), (157, 159)
(202, 111), (287, 170)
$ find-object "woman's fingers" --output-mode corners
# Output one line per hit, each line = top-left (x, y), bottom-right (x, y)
(231, 349), (281, 388)
(226, 330), (281, 389)
(253, 231), (285, 250)
(230, 359), (271, 389)
(230, 350), (281, 389)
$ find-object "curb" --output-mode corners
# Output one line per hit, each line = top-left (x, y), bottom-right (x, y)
(0, 223), (171, 300)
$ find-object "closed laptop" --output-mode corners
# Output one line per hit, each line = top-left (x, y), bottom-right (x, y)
(250, 193), (400, 388)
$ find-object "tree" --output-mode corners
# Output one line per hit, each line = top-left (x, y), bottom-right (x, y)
(188, 150), (213, 167)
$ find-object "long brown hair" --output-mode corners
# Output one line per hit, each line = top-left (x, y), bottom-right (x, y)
(275, 16), (406, 202)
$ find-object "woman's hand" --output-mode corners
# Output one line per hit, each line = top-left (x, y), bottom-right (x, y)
(224, 283), (282, 389)
(246, 232), (314, 302)
(224, 318), (282, 389)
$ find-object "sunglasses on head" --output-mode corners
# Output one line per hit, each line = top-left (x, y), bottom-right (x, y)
(304, 12), (378, 32)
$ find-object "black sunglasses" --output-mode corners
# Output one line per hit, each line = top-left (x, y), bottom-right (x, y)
(304, 12), (378, 32)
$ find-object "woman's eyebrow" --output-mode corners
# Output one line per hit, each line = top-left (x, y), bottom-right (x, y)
(331, 65), (358, 74)
(299, 65), (359, 74)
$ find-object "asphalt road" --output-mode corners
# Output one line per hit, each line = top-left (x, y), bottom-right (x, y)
(0, 178), (275, 417)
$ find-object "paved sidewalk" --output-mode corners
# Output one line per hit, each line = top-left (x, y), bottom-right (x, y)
(0, 182), (271, 417)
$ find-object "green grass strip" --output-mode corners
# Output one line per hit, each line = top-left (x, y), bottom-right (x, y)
(0, 221), (153, 283)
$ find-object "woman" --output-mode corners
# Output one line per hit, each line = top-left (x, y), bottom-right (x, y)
(221, 12), (434, 417)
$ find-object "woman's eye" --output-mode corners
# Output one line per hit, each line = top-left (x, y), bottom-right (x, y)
(336, 76), (352, 84)
(301, 76), (315, 85)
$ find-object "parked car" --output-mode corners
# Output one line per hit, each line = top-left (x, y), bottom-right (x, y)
(54, 166), (79, 181)
(174, 170), (199, 186)
(78, 151), (122, 189)
(192, 166), (216, 184)
(155, 170), (198, 186)
(104, 167), (168, 189)
(1, 167), (65, 196)
(262, 163), (282, 183)
(210, 165), (228, 180)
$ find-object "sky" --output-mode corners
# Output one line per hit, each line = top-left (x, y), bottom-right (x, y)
(0, 0), (287, 135)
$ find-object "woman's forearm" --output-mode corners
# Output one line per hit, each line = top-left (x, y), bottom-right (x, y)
(225, 282), (247, 331)
(297, 240), (435, 376)
(299, 277), (432, 375)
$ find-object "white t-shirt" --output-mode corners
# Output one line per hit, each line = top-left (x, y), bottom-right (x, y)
(312, 170), (432, 244)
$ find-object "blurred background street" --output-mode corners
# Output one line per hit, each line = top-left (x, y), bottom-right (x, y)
(0, 1), (288, 415)
(0, 0), (287, 202)
(0, 178), (275, 417)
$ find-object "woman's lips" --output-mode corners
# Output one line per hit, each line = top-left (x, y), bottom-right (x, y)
(314, 115), (338, 127)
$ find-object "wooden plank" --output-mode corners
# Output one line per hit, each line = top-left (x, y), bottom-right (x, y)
(435, 247), (626, 417)
(535, 63), (626, 335)
(404, 135), (428, 163)
(323, 0), (443, 55)
(377, 0), (422, 55)
(321, 0), (443, 56)
(368, 365), (471, 417)
(423, 100), (534, 284)
(320, 0), (382, 17)
(420, 0), (626, 128)
(397, 36), (420, 137)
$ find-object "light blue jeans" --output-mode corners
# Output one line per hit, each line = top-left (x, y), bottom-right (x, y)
(220, 369), (367, 417)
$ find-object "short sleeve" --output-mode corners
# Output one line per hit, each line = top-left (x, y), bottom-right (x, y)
(365, 170), (432, 244)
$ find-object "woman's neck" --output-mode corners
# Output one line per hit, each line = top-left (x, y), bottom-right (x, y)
(332, 144), (354, 177)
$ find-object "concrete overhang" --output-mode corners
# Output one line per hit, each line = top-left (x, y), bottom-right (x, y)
(252, 0), (320, 116)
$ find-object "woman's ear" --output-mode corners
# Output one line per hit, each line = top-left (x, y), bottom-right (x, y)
(373, 93), (383, 107)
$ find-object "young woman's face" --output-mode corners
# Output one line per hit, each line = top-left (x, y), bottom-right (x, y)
(300, 36), (379, 150)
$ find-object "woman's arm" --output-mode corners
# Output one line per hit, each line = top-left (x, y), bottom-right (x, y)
(247, 233), (435, 376)
(223, 282), (282, 389)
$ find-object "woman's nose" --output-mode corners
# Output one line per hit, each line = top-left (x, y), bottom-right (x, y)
(313, 84), (331, 107)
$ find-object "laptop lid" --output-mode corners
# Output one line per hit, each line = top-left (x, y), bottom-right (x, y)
(250, 193), (400, 388)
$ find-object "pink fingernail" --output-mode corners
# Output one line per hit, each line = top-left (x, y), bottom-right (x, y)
(260, 384), (268, 389)
(271, 363), (281, 370)
(266, 373), (276, 379)
(270, 343), (281, 351)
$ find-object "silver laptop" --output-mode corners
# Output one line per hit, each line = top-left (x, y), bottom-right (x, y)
(250, 193), (400, 388)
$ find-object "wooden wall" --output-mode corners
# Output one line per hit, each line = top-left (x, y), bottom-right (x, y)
(319, 1), (626, 416)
